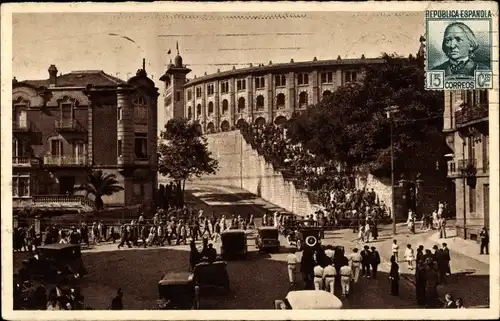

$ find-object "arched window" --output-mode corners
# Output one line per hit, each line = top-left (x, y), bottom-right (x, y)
(222, 99), (229, 114)
(322, 90), (332, 99)
(208, 102), (214, 115)
(238, 97), (245, 113)
(254, 117), (266, 127)
(196, 104), (202, 116)
(256, 95), (265, 111)
(207, 122), (215, 133)
(187, 107), (192, 120)
(276, 93), (286, 109)
(133, 96), (148, 123)
(299, 92), (308, 108)
(274, 116), (287, 126)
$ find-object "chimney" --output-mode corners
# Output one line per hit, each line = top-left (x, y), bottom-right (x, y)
(48, 65), (58, 86)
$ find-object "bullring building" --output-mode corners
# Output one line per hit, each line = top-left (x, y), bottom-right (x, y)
(160, 52), (384, 132)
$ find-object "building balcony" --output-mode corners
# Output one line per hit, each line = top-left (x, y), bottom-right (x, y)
(44, 155), (87, 166)
(54, 119), (86, 133)
(13, 121), (32, 132)
(455, 103), (488, 127)
(12, 156), (41, 168)
(13, 194), (95, 211)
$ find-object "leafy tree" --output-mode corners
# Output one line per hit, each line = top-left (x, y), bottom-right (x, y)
(78, 169), (124, 211)
(158, 118), (219, 197)
(287, 53), (445, 178)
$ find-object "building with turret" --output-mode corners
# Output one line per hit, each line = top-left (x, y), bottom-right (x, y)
(159, 49), (384, 133)
(12, 60), (159, 213)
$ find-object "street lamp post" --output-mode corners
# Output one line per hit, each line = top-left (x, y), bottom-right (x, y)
(386, 105), (399, 235)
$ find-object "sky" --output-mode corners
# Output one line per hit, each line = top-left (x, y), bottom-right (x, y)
(12, 11), (424, 130)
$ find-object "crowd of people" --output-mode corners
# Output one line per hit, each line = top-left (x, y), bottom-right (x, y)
(239, 122), (391, 228)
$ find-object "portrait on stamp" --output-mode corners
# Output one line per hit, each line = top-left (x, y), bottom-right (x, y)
(431, 22), (490, 77)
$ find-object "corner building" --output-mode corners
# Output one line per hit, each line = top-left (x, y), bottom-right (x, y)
(12, 62), (158, 212)
(161, 54), (384, 132)
(443, 89), (490, 240)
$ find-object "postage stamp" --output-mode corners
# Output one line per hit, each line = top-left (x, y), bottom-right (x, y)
(425, 9), (494, 90)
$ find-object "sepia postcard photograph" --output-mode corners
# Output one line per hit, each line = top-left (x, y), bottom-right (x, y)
(1, 1), (498, 320)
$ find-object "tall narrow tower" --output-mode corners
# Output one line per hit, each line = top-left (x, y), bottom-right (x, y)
(159, 43), (191, 124)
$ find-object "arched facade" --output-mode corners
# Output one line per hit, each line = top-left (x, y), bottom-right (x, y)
(276, 93), (286, 109)
(238, 97), (245, 113)
(222, 99), (229, 115)
(236, 118), (246, 128)
(322, 90), (332, 99)
(255, 117), (266, 126)
(181, 56), (383, 133)
(220, 120), (230, 132)
(207, 122), (215, 133)
(274, 115), (287, 126)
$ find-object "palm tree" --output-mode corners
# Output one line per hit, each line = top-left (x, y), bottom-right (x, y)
(78, 169), (124, 211)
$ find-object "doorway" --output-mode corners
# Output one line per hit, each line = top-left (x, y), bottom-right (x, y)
(59, 176), (75, 195)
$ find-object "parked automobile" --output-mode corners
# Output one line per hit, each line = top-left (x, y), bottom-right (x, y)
(220, 230), (248, 259)
(157, 272), (199, 310)
(274, 290), (343, 310)
(255, 227), (280, 253)
(23, 243), (87, 282)
(191, 260), (230, 293)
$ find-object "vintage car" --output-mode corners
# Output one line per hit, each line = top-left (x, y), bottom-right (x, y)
(274, 290), (343, 310)
(22, 243), (87, 282)
(157, 272), (199, 310)
(290, 227), (322, 250)
(255, 227), (280, 253)
(191, 260), (230, 293)
(220, 229), (248, 259)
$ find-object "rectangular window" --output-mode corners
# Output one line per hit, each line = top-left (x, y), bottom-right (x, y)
(255, 77), (265, 89)
(13, 176), (30, 197)
(175, 91), (181, 102)
(345, 71), (358, 83)
(61, 103), (73, 120)
(196, 87), (202, 98)
(165, 95), (172, 106)
(73, 142), (84, 160)
(469, 185), (476, 213)
(134, 105), (147, 123)
(298, 73), (309, 85)
(207, 84), (215, 96)
(50, 139), (61, 156)
(321, 72), (333, 84)
(117, 139), (123, 157)
(478, 90), (488, 104)
(237, 79), (246, 91)
(187, 89), (192, 101)
(13, 107), (28, 129)
(221, 81), (229, 94)
(275, 75), (287, 87)
(134, 133), (148, 159)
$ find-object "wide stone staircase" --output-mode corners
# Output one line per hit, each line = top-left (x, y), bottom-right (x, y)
(190, 130), (321, 217)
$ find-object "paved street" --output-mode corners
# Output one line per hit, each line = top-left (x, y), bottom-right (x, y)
(13, 183), (489, 310)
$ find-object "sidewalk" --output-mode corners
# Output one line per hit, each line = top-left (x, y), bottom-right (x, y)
(428, 228), (490, 265)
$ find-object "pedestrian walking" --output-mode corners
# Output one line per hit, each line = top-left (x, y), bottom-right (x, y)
(479, 227), (489, 255)
(339, 264), (352, 297)
(361, 245), (371, 278)
(389, 255), (399, 296)
(444, 293), (457, 308)
(313, 265), (325, 291)
(439, 216), (447, 238)
(392, 240), (399, 262)
(370, 246), (380, 279)
(348, 248), (362, 284)
(442, 243), (451, 275)
(323, 264), (336, 294)
(404, 244), (415, 270)
(286, 250), (299, 286)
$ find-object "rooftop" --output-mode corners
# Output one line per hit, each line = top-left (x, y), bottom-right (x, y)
(18, 70), (126, 88)
(184, 56), (385, 87)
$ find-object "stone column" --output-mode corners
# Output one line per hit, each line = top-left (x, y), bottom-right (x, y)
(267, 73), (274, 123)
(311, 70), (319, 105)
(117, 86), (134, 165)
(247, 75), (254, 123)
(87, 96), (93, 164)
(215, 81), (220, 131)
(288, 72), (296, 112)
(230, 78), (236, 127)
